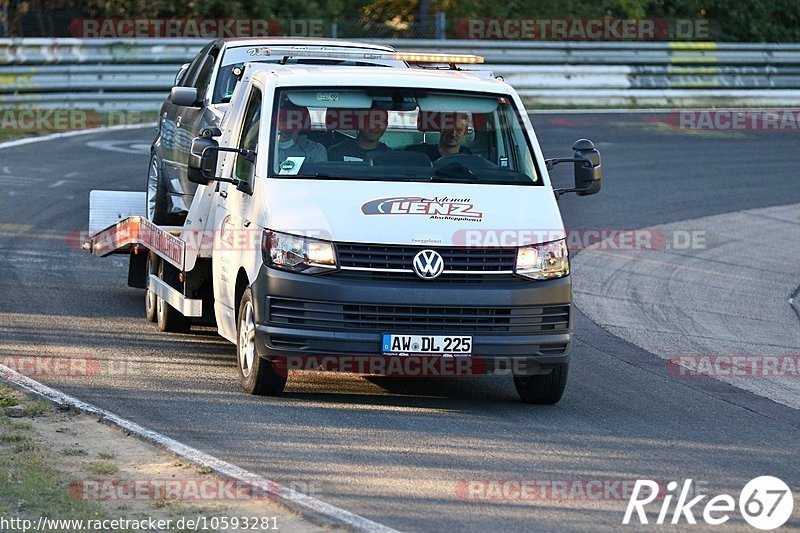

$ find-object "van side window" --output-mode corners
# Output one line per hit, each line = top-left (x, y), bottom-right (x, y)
(193, 55), (216, 99)
(180, 44), (211, 88)
(233, 89), (262, 184)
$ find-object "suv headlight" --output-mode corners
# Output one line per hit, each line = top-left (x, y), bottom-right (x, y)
(514, 239), (569, 280)
(262, 230), (337, 274)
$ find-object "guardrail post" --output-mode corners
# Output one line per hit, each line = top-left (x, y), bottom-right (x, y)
(330, 22), (337, 39)
(0, 1), (8, 38)
(435, 12), (446, 40)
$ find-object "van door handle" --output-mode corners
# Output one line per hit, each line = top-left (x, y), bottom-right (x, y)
(219, 190), (227, 198)
(243, 219), (251, 227)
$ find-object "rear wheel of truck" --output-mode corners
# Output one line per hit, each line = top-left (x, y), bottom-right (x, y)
(155, 260), (191, 333)
(513, 363), (568, 405)
(237, 288), (287, 396)
(144, 252), (158, 322)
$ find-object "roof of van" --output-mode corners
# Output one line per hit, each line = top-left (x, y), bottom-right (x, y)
(246, 64), (509, 94)
(219, 37), (396, 52)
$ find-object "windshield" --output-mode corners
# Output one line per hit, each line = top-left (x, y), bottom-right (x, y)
(268, 87), (540, 186)
(212, 47), (404, 104)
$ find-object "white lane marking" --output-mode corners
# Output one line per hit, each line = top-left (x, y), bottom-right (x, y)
(49, 180), (67, 188)
(1, 166), (10, 174)
(0, 176), (39, 185)
(86, 140), (151, 154)
(63, 171), (80, 178)
(0, 123), (156, 151)
(0, 364), (399, 533)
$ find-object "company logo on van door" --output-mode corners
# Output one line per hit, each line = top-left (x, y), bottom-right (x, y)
(361, 196), (483, 221)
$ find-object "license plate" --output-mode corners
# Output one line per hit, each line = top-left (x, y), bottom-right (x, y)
(382, 334), (472, 356)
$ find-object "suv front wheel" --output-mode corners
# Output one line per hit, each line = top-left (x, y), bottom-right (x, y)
(513, 363), (568, 404)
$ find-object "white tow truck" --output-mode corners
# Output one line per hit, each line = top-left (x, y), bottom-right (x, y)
(85, 49), (601, 404)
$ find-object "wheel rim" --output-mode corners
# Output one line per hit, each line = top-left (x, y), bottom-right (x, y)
(146, 155), (159, 221)
(156, 292), (164, 321)
(238, 301), (256, 378)
(156, 261), (165, 322)
(145, 256), (156, 316)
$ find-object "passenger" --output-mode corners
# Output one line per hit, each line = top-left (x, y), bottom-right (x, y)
(327, 109), (391, 163)
(276, 103), (327, 164)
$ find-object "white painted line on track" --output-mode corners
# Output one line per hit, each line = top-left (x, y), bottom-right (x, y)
(0, 363), (400, 533)
(0, 122), (157, 151)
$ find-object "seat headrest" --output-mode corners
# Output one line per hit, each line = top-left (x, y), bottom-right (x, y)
(277, 107), (312, 132)
(417, 111), (471, 132)
(325, 108), (389, 132)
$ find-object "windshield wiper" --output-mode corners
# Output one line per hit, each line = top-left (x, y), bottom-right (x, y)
(275, 173), (342, 179)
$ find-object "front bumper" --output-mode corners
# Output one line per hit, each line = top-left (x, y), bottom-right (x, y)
(251, 266), (573, 369)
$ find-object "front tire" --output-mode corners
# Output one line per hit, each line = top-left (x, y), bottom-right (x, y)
(146, 153), (182, 225)
(513, 363), (568, 405)
(237, 288), (287, 396)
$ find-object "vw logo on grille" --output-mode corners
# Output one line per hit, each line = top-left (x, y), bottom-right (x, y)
(412, 249), (445, 280)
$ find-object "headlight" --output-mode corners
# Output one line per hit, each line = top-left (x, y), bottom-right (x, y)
(262, 230), (337, 274)
(515, 239), (569, 280)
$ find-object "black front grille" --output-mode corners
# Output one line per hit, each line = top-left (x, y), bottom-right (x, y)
(336, 243), (517, 272)
(269, 298), (570, 334)
(330, 270), (527, 284)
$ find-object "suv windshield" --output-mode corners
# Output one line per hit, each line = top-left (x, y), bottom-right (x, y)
(213, 47), (403, 104)
(268, 87), (540, 186)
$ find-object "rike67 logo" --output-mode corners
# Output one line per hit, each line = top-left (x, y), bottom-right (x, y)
(624, 477), (794, 530)
(361, 196), (483, 221)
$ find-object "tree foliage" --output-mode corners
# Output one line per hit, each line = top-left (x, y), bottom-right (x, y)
(6, 0), (800, 41)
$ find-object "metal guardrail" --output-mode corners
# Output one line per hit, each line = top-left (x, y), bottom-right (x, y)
(2, 38), (800, 109)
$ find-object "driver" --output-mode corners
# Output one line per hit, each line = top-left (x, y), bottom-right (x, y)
(327, 108), (391, 163)
(418, 112), (472, 161)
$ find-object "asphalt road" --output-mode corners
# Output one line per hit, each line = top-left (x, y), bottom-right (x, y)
(1, 114), (799, 532)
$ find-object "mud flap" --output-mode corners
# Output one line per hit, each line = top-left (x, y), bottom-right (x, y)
(128, 250), (147, 288)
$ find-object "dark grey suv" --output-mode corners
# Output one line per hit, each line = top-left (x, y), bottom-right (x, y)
(148, 38), (405, 224)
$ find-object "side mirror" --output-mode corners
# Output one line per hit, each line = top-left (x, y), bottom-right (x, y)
(174, 63), (190, 86)
(169, 86), (199, 107)
(236, 180), (254, 195)
(188, 136), (219, 185)
(572, 139), (601, 196)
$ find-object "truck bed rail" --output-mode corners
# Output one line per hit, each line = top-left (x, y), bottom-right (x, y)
(85, 215), (185, 270)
